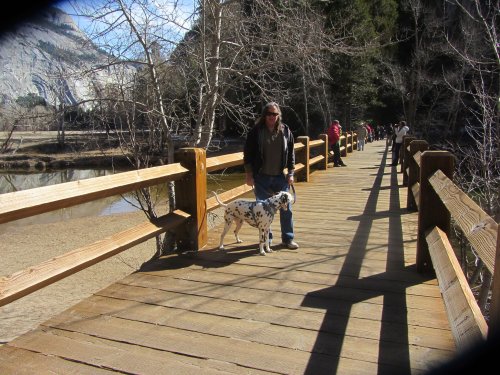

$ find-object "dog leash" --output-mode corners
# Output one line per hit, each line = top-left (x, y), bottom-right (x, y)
(290, 183), (296, 203)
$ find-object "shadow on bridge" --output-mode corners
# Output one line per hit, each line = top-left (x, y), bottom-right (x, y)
(301, 146), (435, 374)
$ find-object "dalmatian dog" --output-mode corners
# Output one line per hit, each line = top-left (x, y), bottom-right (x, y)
(214, 190), (294, 255)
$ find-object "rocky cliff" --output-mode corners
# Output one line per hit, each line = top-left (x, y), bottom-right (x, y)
(0, 6), (132, 112)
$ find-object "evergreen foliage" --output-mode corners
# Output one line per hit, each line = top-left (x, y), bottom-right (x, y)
(15, 93), (47, 108)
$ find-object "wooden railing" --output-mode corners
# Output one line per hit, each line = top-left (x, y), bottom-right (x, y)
(1, 133), (353, 308)
(401, 136), (500, 350)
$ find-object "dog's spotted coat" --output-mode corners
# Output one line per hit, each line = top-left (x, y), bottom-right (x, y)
(214, 191), (294, 255)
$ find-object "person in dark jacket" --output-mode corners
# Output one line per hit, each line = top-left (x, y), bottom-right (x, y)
(243, 102), (299, 249)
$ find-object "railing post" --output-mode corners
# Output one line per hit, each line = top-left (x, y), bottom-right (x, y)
(353, 132), (358, 152)
(407, 140), (428, 211)
(402, 136), (416, 186)
(174, 148), (207, 252)
(340, 133), (347, 157)
(296, 136), (310, 182)
(490, 226), (500, 337)
(416, 151), (455, 273)
(318, 133), (328, 170)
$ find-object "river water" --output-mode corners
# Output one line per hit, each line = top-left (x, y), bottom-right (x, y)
(0, 168), (246, 234)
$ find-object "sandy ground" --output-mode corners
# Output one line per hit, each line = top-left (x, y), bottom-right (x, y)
(0, 133), (240, 344)
(0, 208), (224, 344)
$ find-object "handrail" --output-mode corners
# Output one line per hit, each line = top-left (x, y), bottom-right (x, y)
(0, 133), (338, 308)
(403, 137), (499, 349)
(0, 210), (190, 307)
(206, 152), (244, 173)
(429, 170), (498, 274)
(0, 163), (189, 225)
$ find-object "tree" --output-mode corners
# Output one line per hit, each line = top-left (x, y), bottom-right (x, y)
(66, 0), (197, 255)
(442, 0), (499, 315)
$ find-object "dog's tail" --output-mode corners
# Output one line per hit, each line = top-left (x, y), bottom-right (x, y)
(212, 191), (228, 207)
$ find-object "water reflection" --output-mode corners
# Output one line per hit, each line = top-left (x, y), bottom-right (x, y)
(0, 169), (245, 233)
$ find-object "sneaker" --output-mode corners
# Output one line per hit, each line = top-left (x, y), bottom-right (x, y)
(340, 163), (347, 167)
(333, 164), (341, 167)
(282, 240), (299, 249)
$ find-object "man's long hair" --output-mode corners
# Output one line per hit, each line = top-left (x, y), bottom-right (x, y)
(255, 102), (282, 132)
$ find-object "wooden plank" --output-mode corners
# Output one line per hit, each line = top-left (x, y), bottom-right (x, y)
(0, 210), (190, 307)
(206, 184), (253, 211)
(119, 273), (450, 330)
(37, 314), (382, 374)
(0, 345), (115, 374)
(175, 148), (207, 251)
(490, 225), (500, 335)
(42, 295), (451, 372)
(309, 139), (324, 148)
(426, 226), (488, 349)
(47, 293), (453, 350)
(417, 151), (454, 273)
(294, 162), (305, 173)
(293, 142), (305, 152)
(169, 268), (442, 311)
(206, 151), (243, 173)
(413, 150), (422, 167)
(8, 329), (240, 375)
(412, 182), (420, 210)
(309, 154), (325, 167)
(0, 163), (188, 224)
(429, 169), (498, 274)
(0, 141), (456, 374)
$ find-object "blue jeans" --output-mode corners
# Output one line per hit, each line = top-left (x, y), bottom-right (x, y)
(358, 138), (365, 151)
(253, 173), (294, 243)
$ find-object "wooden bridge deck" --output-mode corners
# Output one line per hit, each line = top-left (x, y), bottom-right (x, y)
(0, 141), (456, 374)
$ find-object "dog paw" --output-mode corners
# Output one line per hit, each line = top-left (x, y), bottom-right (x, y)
(218, 245), (225, 251)
(236, 239), (243, 243)
(259, 251), (266, 256)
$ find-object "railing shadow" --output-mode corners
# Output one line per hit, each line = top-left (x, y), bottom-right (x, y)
(300, 144), (433, 374)
(137, 243), (262, 272)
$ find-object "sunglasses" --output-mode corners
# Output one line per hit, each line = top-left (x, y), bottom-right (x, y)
(266, 112), (279, 117)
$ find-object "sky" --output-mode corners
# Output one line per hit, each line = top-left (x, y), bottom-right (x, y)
(55, 0), (196, 34)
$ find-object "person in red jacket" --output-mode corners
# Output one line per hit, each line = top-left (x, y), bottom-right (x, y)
(327, 120), (347, 167)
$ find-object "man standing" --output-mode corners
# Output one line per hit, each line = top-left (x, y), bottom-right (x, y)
(391, 120), (410, 166)
(327, 120), (347, 167)
(244, 102), (299, 249)
(356, 122), (367, 151)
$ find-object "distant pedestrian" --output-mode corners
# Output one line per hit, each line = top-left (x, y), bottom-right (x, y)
(391, 120), (409, 166)
(390, 123), (397, 151)
(356, 122), (367, 151)
(327, 120), (347, 167)
(365, 123), (374, 142)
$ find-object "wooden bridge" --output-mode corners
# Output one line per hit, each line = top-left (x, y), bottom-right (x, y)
(0, 135), (497, 374)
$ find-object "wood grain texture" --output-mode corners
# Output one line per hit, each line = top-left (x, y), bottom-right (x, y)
(206, 184), (253, 211)
(206, 152), (244, 173)
(0, 163), (188, 224)
(0, 141), (456, 374)
(0, 210), (190, 307)
(429, 169), (498, 274)
(426, 226), (488, 349)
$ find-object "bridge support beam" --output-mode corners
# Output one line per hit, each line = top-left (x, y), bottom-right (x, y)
(318, 134), (328, 170)
(175, 148), (207, 252)
(416, 151), (454, 273)
(407, 140), (428, 211)
(402, 136), (416, 186)
(296, 136), (310, 182)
